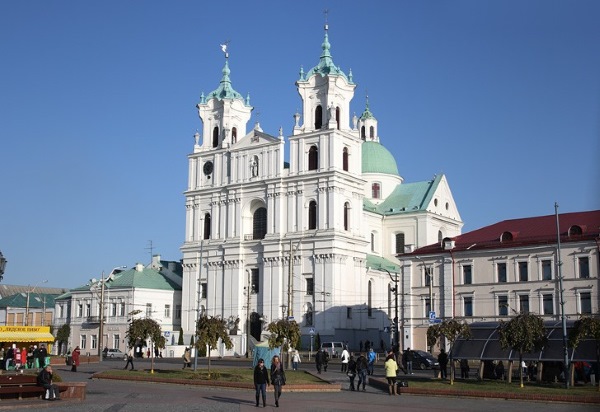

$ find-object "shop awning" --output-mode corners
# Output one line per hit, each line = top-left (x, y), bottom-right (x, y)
(0, 331), (55, 343)
(0, 326), (54, 343)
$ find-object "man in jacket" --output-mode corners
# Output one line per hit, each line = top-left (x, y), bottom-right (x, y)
(367, 348), (376, 375)
(37, 365), (60, 400)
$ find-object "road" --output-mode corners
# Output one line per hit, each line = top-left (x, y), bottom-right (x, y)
(5, 357), (592, 412)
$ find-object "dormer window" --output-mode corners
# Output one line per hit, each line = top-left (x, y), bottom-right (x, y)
(500, 231), (514, 242)
(315, 105), (323, 130)
(568, 225), (583, 237)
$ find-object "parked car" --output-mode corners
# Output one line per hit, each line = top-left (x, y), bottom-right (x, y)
(320, 342), (345, 358)
(103, 348), (126, 359)
(413, 350), (439, 370)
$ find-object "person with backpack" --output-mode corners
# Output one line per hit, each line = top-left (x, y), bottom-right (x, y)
(356, 352), (369, 391)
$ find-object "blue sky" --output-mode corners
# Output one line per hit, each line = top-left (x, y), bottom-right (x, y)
(1, 1), (599, 288)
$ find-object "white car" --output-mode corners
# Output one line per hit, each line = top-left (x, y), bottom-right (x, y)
(103, 348), (126, 359)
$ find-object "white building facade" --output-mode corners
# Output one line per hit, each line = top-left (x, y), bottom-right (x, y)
(180, 25), (462, 355)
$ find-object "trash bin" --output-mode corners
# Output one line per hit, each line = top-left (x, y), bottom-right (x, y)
(65, 355), (72, 366)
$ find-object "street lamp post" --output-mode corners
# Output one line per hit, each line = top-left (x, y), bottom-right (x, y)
(383, 269), (400, 350)
(25, 280), (48, 326)
(96, 266), (126, 363)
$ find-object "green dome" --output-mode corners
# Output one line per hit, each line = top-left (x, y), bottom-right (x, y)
(362, 141), (399, 175)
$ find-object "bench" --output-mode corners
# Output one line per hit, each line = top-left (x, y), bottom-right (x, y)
(0, 374), (65, 400)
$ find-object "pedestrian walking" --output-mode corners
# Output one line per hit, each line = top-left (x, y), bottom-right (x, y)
(340, 347), (350, 372)
(356, 352), (369, 391)
(405, 348), (414, 374)
(438, 348), (448, 379)
(315, 349), (324, 374)
(182, 347), (191, 369)
(270, 355), (286, 408)
(253, 358), (269, 407)
(322, 349), (329, 372)
(38, 344), (48, 369)
(384, 353), (399, 395)
(292, 350), (301, 371)
(124, 348), (134, 370)
(347, 355), (357, 391)
(367, 348), (376, 375)
(70, 346), (80, 372)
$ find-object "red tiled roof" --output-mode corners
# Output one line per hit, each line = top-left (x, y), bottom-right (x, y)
(409, 210), (600, 255)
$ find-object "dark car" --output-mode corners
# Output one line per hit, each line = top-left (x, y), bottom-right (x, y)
(413, 350), (439, 370)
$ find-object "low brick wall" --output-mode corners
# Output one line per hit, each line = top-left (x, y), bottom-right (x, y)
(56, 382), (86, 401)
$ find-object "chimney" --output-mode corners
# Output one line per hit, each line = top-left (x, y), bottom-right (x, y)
(135, 263), (144, 272)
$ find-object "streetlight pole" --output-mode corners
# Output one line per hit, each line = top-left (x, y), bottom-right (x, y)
(555, 202), (569, 389)
(98, 266), (126, 363)
(194, 242), (203, 371)
(383, 269), (400, 350)
(25, 280), (47, 326)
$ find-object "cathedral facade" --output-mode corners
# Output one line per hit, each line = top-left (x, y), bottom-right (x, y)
(181, 26), (462, 355)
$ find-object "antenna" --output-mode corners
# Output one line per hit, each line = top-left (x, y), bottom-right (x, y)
(146, 240), (154, 264)
(323, 8), (329, 31)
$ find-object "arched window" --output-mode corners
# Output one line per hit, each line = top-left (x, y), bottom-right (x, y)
(369, 126), (374, 138)
(336, 107), (341, 130)
(212, 127), (219, 148)
(368, 280), (373, 317)
(203, 213), (211, 240)
(232, 127), (237, 144)
(252, 207), (267, 240)
(342, 147), (349, 171)
(344, 202), (350, 231)
(308, 145), (318, 170)
(372, 183), (381, 199)
(361, 125), (366, 140)
(315, 105), (323, 129)
(395, 233), (405, 254)
(308, 200), (317, 230)
(371, 232), (375, 252)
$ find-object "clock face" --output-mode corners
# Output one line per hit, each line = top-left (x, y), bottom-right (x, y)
(203, 161), (213, 175)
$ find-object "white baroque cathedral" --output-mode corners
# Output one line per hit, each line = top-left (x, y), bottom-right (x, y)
(181, 25), (462, 355)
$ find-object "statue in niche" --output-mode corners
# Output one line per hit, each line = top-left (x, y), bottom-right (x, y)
(250, 156), (259, 177)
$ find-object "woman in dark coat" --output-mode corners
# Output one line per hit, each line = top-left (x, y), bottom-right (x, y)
(253, 358), (269, 407)
(347, 355), (358, 391)
(71, 346), (80, 372)
(270, 355), (286, 407)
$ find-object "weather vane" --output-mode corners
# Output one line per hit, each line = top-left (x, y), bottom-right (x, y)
(220, 40), (230, 59)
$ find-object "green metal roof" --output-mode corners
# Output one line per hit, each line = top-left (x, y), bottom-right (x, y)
(70, 267), (181, 292)
(361, 141), (399, 176)
(365, 255), (400, 273)
(363, 175), (444, 216)
(200, 60), (249, 105)
(0, 293), (59, 309)
(300, 30), (353, 84)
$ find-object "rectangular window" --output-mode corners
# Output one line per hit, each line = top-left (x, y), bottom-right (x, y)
(580, 292), (592, 314)
(81, 335), (87, 350)
(146, 303), (152, 317)
(91, 334), (98, 350)
(395, 233), (405, 255)
(113, 334), (120, 349)
(519, 262), (528, 282)
(85, 303), (91, 317)
(519, 295), (529, 314)
(175, 305), (182, 319)
(77, 303), (83, 317)
(424, 298), (431, 317)
(111, 302), (117, 317)
(164, 305), (171, 318)
(59, 305), (64, 318)
(424, 267), (432, 287)
(498, 296), (508, 316)
(347, 307), (352, 319)
(464, 296), (473, 317)
(201, 283), (207, 299)
(306, 277), (314, 295)
(497, 263), (507, 283)
(251, 268), (260, 294)
(579, 257), (590, 279)
(543, 294), (554, 315)
(119, 302), (125, 316)
(541, 260), (552, 281)
(463, 265), (472, 285)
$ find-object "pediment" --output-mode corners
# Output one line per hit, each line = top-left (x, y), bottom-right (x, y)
(231, 130), (281, 151)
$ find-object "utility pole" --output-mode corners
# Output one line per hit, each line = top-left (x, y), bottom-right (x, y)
(287, 240), (293, 318)
(98, 271), (106, 362)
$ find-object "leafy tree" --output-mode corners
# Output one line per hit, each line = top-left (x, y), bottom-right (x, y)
(178, 327), (184, 345)
(267, 319), (301, 369)
(195, 315), (233, 377)
(126, 318), (163, 373)
(427, 319), (471, 385)
(498, 313), (547, 388)
(55, 324), (71, 355)
(569, 316), (600, 391)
